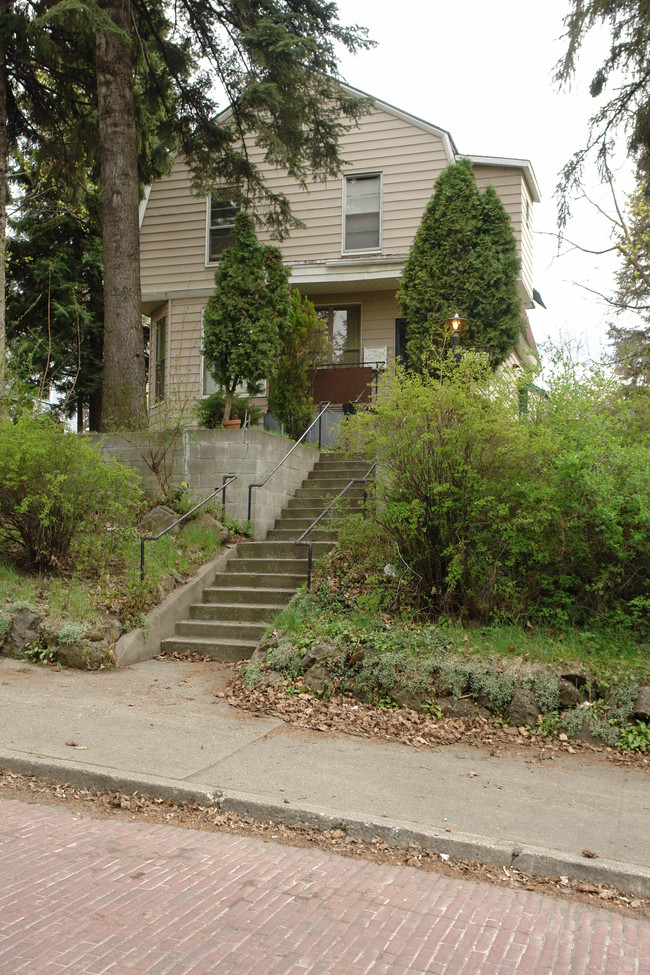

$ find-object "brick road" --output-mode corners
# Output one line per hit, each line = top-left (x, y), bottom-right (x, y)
(0, 799), (648, 975)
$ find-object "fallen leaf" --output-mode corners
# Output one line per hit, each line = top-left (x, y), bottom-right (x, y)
(582, 849), (598, 859)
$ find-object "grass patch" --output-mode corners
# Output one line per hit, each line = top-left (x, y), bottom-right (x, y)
(0, 519), (231, 636)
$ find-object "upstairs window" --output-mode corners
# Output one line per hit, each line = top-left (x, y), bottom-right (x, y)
(344, 173), (381, 252)
(207, 197), (238, 262)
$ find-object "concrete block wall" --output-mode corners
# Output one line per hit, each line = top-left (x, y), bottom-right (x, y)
(92, 428), (319, 538)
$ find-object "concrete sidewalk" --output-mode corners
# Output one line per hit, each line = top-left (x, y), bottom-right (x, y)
(0, 656), (648, 896)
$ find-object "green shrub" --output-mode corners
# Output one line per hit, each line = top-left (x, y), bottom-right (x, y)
(339, 353), (650, 630)
(0, 415), (142, 571)
(193, 391), (263, 428)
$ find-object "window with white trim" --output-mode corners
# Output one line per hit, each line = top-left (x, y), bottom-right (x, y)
(344, 173), (381, 252)
(207, 197), (238, 262)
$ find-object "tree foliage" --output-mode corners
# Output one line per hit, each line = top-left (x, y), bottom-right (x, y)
(0, 413), (141, 570)
(396, 159), (522, 371)
(268, 290), (328, 439)
(555, 0), (650, 219)
(6, 155), (104, 428)
(340, 355), (650, 631)
(3, 0), (372, 428)
(202, 212), (291, 422)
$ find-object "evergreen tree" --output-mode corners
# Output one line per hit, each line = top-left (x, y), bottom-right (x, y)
(268, 290), (328, 439)
(5, 1), (371, 429)
(6, 158), (104, 428)
(202, 212), (290, 422)
(555, 0), (650, 215)
(397, 159), (522, 371)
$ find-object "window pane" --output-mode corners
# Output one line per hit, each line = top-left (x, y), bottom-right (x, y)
(345, 174), (380, 251)
(345, 213), (380, 250)
(155, 316), (166, 402)
(332, 307), (361, 365)
(346, 175), (380, 214)
(209, 198), (238, 261)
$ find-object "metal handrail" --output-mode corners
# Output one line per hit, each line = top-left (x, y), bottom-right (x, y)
(140, 474), (237, 581)
(247, 401), (331, 523)
(296, 462), (376, 588)
(352, 365), (382, 405)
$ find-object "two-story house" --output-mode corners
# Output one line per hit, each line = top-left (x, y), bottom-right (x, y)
(139, 86), (540, 415)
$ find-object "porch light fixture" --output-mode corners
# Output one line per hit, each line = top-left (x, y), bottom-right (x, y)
(445, 310), (468, 350)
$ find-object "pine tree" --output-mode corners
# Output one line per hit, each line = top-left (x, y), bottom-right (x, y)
(397, 159), (522, 371)
(7, 158), (104, 428)
(5, 0), (372, 429)
(202, 212), (290, 422)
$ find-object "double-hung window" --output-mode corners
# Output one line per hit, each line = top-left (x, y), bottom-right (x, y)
(343, 173), (381, 253)
(207, 197), (238, 262)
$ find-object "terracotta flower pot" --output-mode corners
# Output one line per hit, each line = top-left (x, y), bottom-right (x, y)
(222, 418), (242, 430)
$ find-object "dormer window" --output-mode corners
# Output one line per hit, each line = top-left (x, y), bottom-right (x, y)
(207, 197), (238, 262)
(343, 173), (382, 253)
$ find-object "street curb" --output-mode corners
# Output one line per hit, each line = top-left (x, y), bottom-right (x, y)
(2, 751), (648, 898)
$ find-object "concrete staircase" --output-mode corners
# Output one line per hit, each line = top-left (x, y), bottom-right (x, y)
(160, 454), (371, 660)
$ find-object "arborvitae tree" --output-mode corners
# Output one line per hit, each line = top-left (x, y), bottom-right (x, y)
(397, 159), (522, 370)
(268, 290), (328, 439)
(202, 212), (291, 423)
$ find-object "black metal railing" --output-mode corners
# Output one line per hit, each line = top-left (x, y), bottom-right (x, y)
(295, 462), (376, 588)
(140, 474), (237, 581)
(247, 401), (331, 524)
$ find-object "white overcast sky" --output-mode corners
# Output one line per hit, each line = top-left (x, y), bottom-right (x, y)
(334, 0), (638, 362)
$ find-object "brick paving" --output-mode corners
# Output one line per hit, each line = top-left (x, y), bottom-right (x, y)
(0, 798), (648, 975)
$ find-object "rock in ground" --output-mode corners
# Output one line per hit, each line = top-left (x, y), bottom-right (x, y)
(507, 688), (540, 727)
(633, 686), (650, 723)
(2, 608), (41, 659)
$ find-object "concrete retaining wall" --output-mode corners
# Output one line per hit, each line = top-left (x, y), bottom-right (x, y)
(92, 428), (320, 538)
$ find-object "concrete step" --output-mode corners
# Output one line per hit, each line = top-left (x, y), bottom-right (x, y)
(307, 466), (371, 479)
(266, 528), (337, 542)
(283, 497), (364, 514)
(175, 619), (268, 642)
(212, 570), (305, 588)
(160, 635), (257, 661)
(293, 485), (365, 500)
(297, 478), (367, 492)
(235, 541), (331, 559)
(202, 586), (297, 605)
(273, 515), (347, 531)
(225, 557), (309, 574)
(189, 603), (278, 622)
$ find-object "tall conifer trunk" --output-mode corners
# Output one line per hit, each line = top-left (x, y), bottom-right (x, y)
(95, 0), (146, 430)
(0, 0), (8, 400)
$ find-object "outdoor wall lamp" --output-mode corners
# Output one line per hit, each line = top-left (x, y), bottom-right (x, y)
(445, 310), (468, 350)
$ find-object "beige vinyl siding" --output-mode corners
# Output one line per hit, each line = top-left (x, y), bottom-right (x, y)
(520, 181), (534, 302)
(147, 297), (204, 413)
(140, 106), (451, 296)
